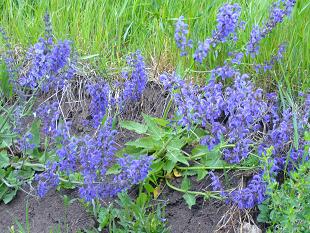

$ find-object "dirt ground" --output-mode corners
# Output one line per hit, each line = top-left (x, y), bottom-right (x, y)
(0, 189), (95, 233)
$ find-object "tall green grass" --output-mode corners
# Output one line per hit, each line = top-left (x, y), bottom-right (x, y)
(0, 0), (309, 90)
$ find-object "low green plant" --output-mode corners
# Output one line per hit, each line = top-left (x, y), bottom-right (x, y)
(0, 69), (45, 203)
(120, 112), (258, 208)
(88, 191), (168, 233)
(257, 132), (310, 232)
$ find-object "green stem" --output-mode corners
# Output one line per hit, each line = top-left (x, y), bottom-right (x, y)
(165, 179), (222, 200)
(58, 177), (84, 185)
(176, 165), (256, 171)
(163, 98), (172, 120)
(11, 161), (46, 169)
(1, 178), (17, 188)
(189, 144), (235, 160)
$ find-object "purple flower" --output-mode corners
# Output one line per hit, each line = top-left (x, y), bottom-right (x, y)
(193, 39), (212, 63)
(119, 50), (147, 109)
(247, 26), (262, 57)
(193, 3), (242, 63)
(35, 101), (60, 136)
(36, 162), (60, 197)
(254, 43), (287, 73)
(18, 132), (36, 151)
(213, 4), (242, 42)
(86, 80), (110, 128)
(230, 174), (267, 209)
(209, 171), (226, 197)
(113, 154), (153, 192)
(174, 16), (193, 56)
(246, 0), (295, 58)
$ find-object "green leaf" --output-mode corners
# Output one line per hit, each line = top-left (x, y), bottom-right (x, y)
(196, 170), (207, 181)
(166, 137), (186, 151)
(30, 120), (41, 147)
(167, 150), (189, 166)
(106, 164), (121, 175)
(183, 193), (196, 209)
(193, 145), (227, 167)
(0, 183), (9, 200)
(142, 113), (165, 140)
(119, 120), (148, 134)
(17, 169), (35, 180)
(257, 201), (271, 223)
(0, 169), (5, 179)
(98, 207), (110, 231)
(153, 118), (169, 127)
(125, 137), (160, 150)
(181, 176), (191, 191)
(0, 62), (13, 98)
(3, 188), (17, 204)
(151, 159), (164, 173)
(0, 151), (9, 168)
(144, 182), (154, 193)
(163, 159), (176, 173)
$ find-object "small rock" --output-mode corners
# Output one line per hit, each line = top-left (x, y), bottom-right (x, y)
(240, 222), (262, 233)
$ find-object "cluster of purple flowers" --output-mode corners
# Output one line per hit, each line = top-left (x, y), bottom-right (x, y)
(254, 43), (287, 72)
(193, 4), (243, 63)
(118, 50), (147, 109)
(35, 101), (60, 136)
(161, 72), (272, 163)
(161, 68), (309, 208)
(86, 80), (111, 128)
(230, 174), (267, 208)
(19, 13), (75, 92)
(247, 0), (296, 58)
(19, 38), (74, 92)
(33, 48), (149, 201)
(209, 171), (267, 208)
(17, 132), (36, 152)
(174, 16), (193, 56)
(37, 117), (153, 201)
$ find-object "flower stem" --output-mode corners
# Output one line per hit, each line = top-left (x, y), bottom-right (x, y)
(165, 179), (222, 200)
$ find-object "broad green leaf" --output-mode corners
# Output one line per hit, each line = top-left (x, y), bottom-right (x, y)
(192, 145), (227, 167)
(181, 176), (191, 191)
(151, 159), (164, 173)
(0, 183), (8, 200)
(125, 137), (160, 150)
(98, 207), (110, 231)
(136, 193), (148, 207)
(166, 137), (186, 151)
(167, 150), (189, 166)
(16, 169), (34, 180)
(0, 169), (5, 179)
(183, 193), (196, 209)
(3, 188), (17, 204)
(163, 159), (176, 173)
(196, 170), (208, 181)
(30, 120), (41, 147)
(144, 182), (154, 193)
(119, 120), (148, 134)
(0, 151), (9, 168)
(142, 113), (165, 140)
(153, 118), (169, 127)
